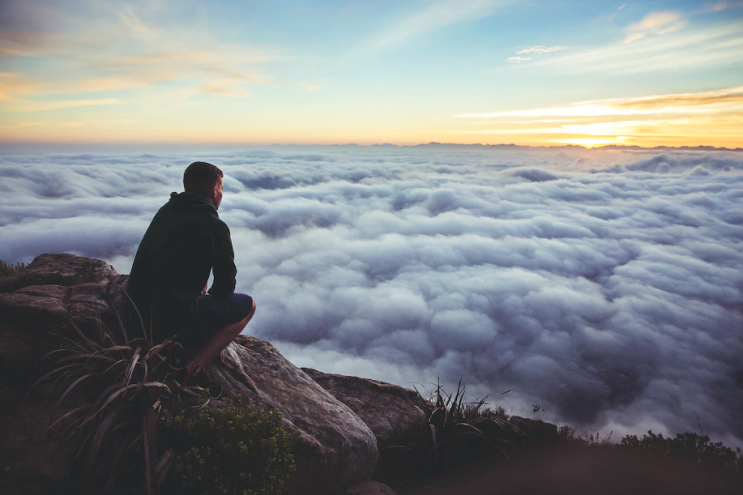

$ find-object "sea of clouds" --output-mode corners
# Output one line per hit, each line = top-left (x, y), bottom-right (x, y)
(1, 145), (742, 445)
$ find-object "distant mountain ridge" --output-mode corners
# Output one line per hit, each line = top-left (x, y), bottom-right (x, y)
(267, 142), (743, 152)
(3, 142), (741, 154)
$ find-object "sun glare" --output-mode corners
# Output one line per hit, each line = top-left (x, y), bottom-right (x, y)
(552, 137), (627, 148)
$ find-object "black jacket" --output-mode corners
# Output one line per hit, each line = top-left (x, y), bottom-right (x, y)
(126, 192), (237, 313)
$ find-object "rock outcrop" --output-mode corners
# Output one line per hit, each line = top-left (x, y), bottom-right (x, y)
(0, 253), (381, 495)
(0, 254), (127, 495)
(0, 253), (120, 294)
(302, 368), (427, 450)
(206, 339), (378, 495)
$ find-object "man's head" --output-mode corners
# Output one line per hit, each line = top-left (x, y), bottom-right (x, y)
(183, 161), (224, 209)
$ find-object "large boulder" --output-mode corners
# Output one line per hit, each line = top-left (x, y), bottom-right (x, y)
(206, 338), (378, 495)
(0, 253), (119, 294)
(302, 368), (427, 450)
(0, 254), (122, 495)
(0, 255), (129, 375)
(0, 254), (378, 495)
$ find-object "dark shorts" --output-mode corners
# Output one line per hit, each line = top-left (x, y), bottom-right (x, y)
(153, 292), (254, 351)
(197, 292), (254, 328)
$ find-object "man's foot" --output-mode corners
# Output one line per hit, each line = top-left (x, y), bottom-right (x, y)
(172, 365), (215, 401)
(180, 363), (205, 388)
(169, 347), (195, 372)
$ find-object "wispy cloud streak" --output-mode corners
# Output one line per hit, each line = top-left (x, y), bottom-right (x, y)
(517, 45), (569, 54)
(624, 11), (687, 43)
(530, 21), (743, 74)
(456, 86), (743, 119)
(453, 87), (743, 147)
(368, 0), (506, 49)
(0, 1), (278, 107)
(507, 44), (569, 63)
(702, 1), (743, 12)
(4, 98), (123, 112)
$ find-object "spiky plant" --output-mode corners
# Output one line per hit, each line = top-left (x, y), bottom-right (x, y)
(416, 378), (520, 467)
(377, 378), (522, 488)
(31, 295), (209, 494)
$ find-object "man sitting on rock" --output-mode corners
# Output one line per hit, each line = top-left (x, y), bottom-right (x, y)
(126, 161), (255, 379)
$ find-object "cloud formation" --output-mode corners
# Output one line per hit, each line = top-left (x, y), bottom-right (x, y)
(0, 0), (275, 107)
(506, 45), (569, 64)
(624, 11), (687, 43)
(1, 146), (742, 447)
(506, 56), (531, 64)
(702, 1), (743, 12)
(516, 45), (569, 55)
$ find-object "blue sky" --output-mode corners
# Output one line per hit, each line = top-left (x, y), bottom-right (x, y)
(1, 0), (742, 146)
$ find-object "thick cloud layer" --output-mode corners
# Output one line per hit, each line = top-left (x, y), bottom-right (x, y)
(1, 146), (742, 445)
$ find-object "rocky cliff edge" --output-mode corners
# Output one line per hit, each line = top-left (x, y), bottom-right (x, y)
(0, 254), (425, 495)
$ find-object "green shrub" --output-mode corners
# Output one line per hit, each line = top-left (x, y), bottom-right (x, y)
(0, 259), (27, 276)
(559, 427), (741, 474)
(557, 426), (614, 446)
(619, 430), (742, 473)
(165, 403), (295, 495)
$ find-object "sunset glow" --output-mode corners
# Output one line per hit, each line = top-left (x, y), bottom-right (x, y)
(1, 1), (742, 147)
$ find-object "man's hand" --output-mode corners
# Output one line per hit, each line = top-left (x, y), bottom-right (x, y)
(201, 282), (208, 295)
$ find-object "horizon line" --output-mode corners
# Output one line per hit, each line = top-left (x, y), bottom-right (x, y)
(1, 141), (742, 152)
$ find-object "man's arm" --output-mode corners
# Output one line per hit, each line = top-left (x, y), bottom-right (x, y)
(210, 221), (237, 297)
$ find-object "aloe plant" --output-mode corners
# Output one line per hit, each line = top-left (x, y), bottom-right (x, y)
(30, 296), (209, 494)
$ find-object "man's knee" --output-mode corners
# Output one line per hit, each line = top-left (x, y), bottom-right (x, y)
(234, 300), (255, 330)
(233, 293), (255, 321)
(247, 298), (256, 319)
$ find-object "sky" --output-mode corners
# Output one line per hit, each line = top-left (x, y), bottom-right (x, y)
(1, 0), (742, 147)
(1, 146), (742, 446)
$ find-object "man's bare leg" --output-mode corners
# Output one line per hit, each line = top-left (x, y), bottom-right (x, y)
(186, 299), (256, 376)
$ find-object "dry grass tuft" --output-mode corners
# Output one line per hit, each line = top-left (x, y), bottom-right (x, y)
(0, 259), (27, 276)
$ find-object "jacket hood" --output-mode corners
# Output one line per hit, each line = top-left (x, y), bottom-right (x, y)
(168, 191), (218, 215)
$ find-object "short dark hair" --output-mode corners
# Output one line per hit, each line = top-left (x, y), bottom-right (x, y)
(183, 161), (223, 196)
